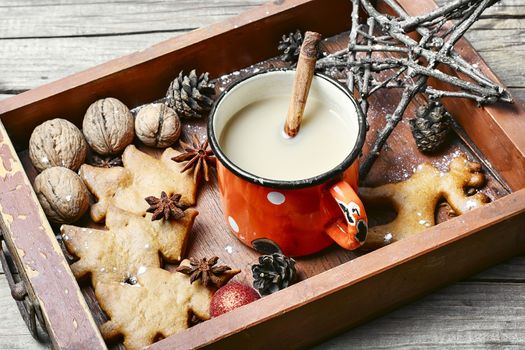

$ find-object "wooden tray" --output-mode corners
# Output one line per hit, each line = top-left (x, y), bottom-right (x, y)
(1, 0), (525, 349)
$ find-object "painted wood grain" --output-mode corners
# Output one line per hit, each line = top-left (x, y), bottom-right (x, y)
(0, 118), (106, 349)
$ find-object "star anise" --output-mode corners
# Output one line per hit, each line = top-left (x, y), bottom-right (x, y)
(175, 257), (233, 288)
(171, 133), (215, 183)
(144, 191), (185, 221)
(91, 155), (123, 168)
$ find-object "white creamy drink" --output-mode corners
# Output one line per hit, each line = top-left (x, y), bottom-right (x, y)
(219, 95), (358, 181)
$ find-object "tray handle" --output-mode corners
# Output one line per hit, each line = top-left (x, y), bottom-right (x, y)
(0, 230), (49, 343)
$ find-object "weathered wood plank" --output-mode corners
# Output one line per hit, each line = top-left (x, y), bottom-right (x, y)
(0, 278), (48, 349)
(0, 33), (181, 92)
(466, 28), (524, 54)
(513, 88), (524, 104)
(0, 0), (518, 39)
(0, 0), (522, 93)
(313, 282), (525, 349)
(0, 27), (522, 94)
(437, 0), (524, 15)
(0, 95), (16, 101)
(471, 254), (525, 282)
(0, 0), (266, 38)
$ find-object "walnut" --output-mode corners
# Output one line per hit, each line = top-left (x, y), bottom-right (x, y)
(135, 103), (181, 148)
(34, 167), (90, 224)
(29, 118), (87, 172)
(82, 97), (134, 155)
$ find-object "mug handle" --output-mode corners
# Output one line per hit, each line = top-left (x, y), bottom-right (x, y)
(325, 180), (368, 250)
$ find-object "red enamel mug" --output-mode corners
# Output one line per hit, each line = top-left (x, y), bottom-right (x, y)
(208, 70), (368, 257)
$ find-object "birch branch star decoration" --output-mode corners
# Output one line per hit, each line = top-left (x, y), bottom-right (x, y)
(314, 0), (513, 178)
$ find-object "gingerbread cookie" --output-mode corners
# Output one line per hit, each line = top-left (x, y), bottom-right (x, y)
(97, 265), (213, 350)
(59, 140), (238, 349)
(360, 154), (489, 248)
(61, 205), (198, 283)
(80, 144), (197, 223)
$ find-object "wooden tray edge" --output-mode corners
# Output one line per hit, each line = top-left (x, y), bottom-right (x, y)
(0, 120), (106, 350)
(0, 0), (523, 349)
(151, 188), (525, 349)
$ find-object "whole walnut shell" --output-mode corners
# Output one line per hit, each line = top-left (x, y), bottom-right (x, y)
(34, 167), (90, 224)
(135, 103), (181, 148)
(29, 118), (87, 172)
(83, 97), (134, 155)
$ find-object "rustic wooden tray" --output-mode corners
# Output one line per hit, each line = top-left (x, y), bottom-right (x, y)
(0, 0), (524, 349)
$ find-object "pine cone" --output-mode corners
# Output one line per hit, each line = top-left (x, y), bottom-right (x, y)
(410, 101), (452, 153)
(165, 70), (215, 119)
(278, 30), (304, 63)
(252, 253), (296, 296)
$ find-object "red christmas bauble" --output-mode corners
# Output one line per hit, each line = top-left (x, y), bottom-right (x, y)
(210, 282), (260, 317)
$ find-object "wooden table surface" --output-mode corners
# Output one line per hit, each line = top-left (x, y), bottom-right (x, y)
(0, 0), (523, 349)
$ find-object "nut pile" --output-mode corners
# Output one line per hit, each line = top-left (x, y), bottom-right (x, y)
(29, 69), (215, 225)
(28, 96), (185, 224)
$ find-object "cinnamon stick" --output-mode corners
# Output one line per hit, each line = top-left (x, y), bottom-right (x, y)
(284, 31), (322, 138)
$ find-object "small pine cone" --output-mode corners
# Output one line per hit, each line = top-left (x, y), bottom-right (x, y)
(165, 70), (215, 119)
(410, 101), (452, 153)
(278, 30), (304, 63)
(252, 253), (296, 296)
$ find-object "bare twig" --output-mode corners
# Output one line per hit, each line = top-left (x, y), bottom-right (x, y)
(441, 0), (493, 54)
(359, 17), (376, 115)
(347, 0), (360, 91)
(351, 44), (410, 53)
(358, 0), (509, 177)
(367, 67), (407, 96)
(384, 0), (504, 92)
(399, 0), (482, 32)
(360, 83), (421, 177)
(345, 56), (505, 99)
(357, 30), (396, 44)
(310, 0), (511, 177)
(424, 87), (496, 104)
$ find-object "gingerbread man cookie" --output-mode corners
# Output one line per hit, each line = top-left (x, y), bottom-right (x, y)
(361, 154), (489, 248)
